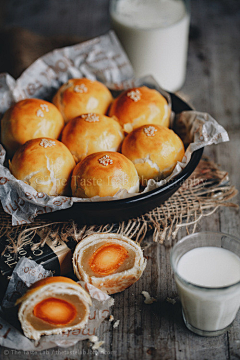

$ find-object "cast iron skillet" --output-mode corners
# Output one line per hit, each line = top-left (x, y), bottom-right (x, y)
(40, 93), (203, 225)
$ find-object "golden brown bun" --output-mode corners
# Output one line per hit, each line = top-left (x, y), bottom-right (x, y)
(121, 125), (185, 185)
(61, 113), (124, 163)
(71, 151), (139, 198)
(109, 86), (170, 133)
(9, 138), (76, 196)
(1, 98), (64, 157)
(52, 78), (113, 123)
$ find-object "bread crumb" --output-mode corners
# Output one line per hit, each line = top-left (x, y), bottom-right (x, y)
(92, 341), (105, 351)
(113, 320), (120, 328)
(108, 298), (115, 307)
(89, 335), (98, 343)
(141, 291), (157, 304)
(109, 315), (114, 322)
(89, 335), (105, 354)
(166, 297), (177, 305)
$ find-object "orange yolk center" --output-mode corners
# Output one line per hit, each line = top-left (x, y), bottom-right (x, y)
(33, 297), (77, 326)
(89, 243), (129, 276)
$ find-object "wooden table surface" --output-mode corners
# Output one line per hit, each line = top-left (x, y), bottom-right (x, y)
(0, 0), (240, 359)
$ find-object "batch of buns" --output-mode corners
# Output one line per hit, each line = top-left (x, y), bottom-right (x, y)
(1, 77), (185, 198)
(0, 78), (185, 342)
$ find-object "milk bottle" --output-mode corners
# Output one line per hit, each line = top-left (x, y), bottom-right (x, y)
(110, 0), (190, 92)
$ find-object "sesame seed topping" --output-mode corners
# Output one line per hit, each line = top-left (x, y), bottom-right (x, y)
(127, 89), (141, 102)
(39, 139), (56, 148)
(74, 84), (88, 93)
(81, 113), (100, 122)
(143, 126), (157, 137)
(36, 109), (44, 117)
(98, 155), (113, 166)
(40, 104), (49, 112)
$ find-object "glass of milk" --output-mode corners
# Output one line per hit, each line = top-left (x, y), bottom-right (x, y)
(170, 232), (240, 336)
(110, 0), (190, 92)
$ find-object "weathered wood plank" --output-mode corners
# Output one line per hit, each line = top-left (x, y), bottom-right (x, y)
(0, 0), (240, 359)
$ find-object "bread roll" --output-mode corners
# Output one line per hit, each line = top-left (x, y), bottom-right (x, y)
(61, 113), (124, 163)
(73, 233), (147, 295)
(52, 78), (113, 123)
(1, 98), (64, 157)
(9, 138), (76, 196)
(16, 276), (92, 341)
(71, 151), (139, 198)
(109, 86), (170, 133)
(121, 124), (185, 185)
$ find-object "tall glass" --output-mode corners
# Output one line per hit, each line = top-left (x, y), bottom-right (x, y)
(170, 232), (240, 336)
(110, 0), (190, 92)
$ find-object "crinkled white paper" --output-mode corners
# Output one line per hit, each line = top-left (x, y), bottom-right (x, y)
(0, 31), (229, 225)
(0, 258), (114, 351)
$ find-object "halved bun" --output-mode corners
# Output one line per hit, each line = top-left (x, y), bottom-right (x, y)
(73, 233), (147, 294)
(16, 276), (92, 341)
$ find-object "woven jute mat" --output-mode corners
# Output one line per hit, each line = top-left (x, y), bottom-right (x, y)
(0, 156), (238, 255)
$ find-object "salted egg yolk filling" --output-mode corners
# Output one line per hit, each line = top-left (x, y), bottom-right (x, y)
(33, 297), (77, 326)
(89, 243), (129, 276)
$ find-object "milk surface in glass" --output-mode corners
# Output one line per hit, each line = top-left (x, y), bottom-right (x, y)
(110, 0), (190, 92)
(176, 247), (240, 333)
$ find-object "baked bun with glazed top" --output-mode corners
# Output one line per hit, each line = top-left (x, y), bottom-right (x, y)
(109, 86), (170, 133)
(1, 98), (64, 157)
(71, 151), (139, 198)
(61, 113), (124, 163)
(16, 276), (92, 341)
(9, 138), (75, 196)
(73, 233), (147, 294)
(52, 78), (113, 123)
(121, 124), (185, 185)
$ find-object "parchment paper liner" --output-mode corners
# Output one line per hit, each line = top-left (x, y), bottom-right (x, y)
(0, 257), (114, 351)
(0, 31), (229, 225)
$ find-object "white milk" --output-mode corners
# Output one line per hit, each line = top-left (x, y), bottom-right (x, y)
(176, 247), (240, 333)
(110, 0), (190, 92)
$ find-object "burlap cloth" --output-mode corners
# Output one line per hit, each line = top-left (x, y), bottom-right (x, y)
(0, 155), (238, 253)
(0, 28), (238, 251)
